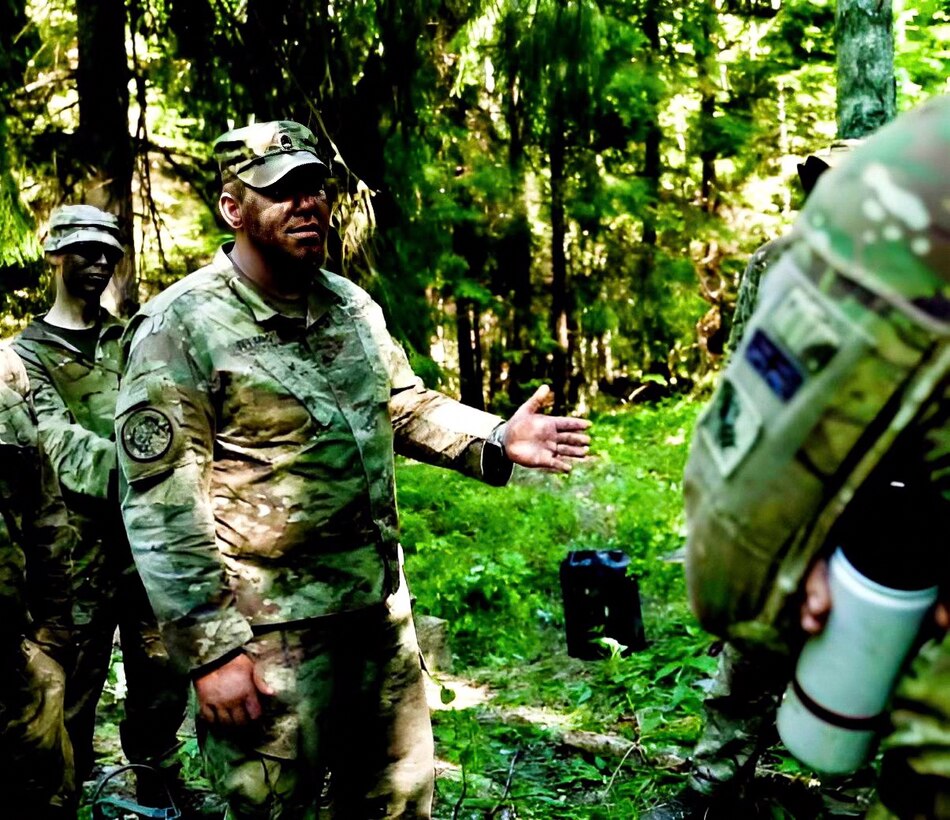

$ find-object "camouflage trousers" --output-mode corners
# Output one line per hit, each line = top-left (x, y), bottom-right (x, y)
(199, 579), (434, 820)
(0, 639), (75, 818)
(868, 630), (950, 819)
(34, 569), (188, 783)
(687, 641), (788, 796)
(690, 635), (950, 817)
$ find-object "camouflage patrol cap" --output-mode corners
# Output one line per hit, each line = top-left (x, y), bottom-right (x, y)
(794, 94), (950, 319)
(813, 139), (864, 168)
(44, 204), (123, 256)
(797, 139), (864, 195)
(213, 120), (328, 188)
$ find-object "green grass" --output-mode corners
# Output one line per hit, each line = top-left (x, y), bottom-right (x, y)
(399, 399), (727, 817)
(400, 400), (700, 666)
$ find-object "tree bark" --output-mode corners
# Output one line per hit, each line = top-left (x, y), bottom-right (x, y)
(455, 299), (485, 410)
(75, 0), (135, 314)
(835, 0), (896, 139)
(504, 47), (534, 406)
(548, 106), (569, 413)
(636, 0), (663, 372)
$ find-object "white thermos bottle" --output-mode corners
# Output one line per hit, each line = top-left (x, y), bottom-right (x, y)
(776, 546), (938, 774)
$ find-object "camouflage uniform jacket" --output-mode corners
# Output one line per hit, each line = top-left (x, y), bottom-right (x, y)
(15, 311), (123, 502)
(117, 245), (511, 674)
(0, 350), (73, 655)
(725, 235), (792, 355)
(14, 312), (128, 626)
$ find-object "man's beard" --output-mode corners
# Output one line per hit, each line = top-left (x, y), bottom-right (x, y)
(260, 240), (325, 277)
(250, 217), (327, 275)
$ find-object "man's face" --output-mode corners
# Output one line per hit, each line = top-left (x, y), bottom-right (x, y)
(240, 167), (333, 268)
(56, 242), (121, 303)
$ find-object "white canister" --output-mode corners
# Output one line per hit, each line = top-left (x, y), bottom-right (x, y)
(777, 547), (938, 774)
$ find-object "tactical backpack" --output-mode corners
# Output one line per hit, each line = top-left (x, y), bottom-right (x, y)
(683, 243), (950, 650)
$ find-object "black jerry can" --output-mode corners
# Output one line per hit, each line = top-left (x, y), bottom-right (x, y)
(560, 549), (647, 659)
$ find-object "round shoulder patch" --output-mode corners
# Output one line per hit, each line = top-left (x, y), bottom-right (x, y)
(121, 407), (173, 462)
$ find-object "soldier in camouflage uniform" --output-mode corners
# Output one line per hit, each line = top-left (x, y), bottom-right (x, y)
(116, 120), (591, 819)
(787, 96), (950, 819)
(727, 140), (861, 354)
(14, 206), (188, 790)
(0, 342), (75, 817)
(647, 141), (867, 820)
(682, 95), (950, 820)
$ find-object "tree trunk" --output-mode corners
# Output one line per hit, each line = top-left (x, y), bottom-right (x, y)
(471, 303), (485, 409)
(636, 0), (663, 371)
(835, 0), (896, 138)
(456, 298), (485, 410)
(501, 15), (533, 407)
(75, 0), (135, 315)
(693, 3), (726, 371)
(548, 107), (569, 413)
(504, 212), (533, 406)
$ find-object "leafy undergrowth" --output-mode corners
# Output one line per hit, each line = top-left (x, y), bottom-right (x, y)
(87, 400), (834, 818)
(403, 400), (830, 818)
(401, 400), (718, 818)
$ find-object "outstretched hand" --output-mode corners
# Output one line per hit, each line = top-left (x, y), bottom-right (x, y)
(502, 385), (591, 473)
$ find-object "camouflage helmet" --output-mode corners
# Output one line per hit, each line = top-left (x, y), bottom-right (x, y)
(44, 204), (124, 257)
(213, 120), (328, 188)
(792, 94), (950, 322)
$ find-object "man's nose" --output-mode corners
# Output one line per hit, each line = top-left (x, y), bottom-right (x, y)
(294, 189), (327, 210)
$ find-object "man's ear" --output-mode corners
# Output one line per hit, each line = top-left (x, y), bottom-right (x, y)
(219, 192), (243, 230)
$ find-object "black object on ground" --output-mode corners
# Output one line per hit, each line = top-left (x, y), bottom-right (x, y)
(560, 549), (647, 659)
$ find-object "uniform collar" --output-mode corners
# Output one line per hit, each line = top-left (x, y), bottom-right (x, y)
(219, 244), (339, 328)
(20, 308), (123, 355)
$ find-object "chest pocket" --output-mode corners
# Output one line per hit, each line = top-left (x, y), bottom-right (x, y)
(330, 305), (393, 408)
(240, 349), (333, 433)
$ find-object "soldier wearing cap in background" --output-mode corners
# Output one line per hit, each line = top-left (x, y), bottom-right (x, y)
(0, 342), (75, 817)
(727, 139), (863, 354)
(13, 205), (189, 804)
(115, 119), (591, 819)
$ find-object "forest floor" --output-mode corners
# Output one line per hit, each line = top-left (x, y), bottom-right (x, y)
(83, 656), (871, 820)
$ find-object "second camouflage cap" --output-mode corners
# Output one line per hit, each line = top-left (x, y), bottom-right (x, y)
(44, 204), (124, 256)
(213, 120), (328, 188)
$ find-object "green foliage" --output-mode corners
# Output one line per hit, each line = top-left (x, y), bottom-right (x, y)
(895, 0), (950, 107)
(399, 461), (582, 664)
(2, 0), (941, 397)
(0, 164), (41, 268)
(400, 400), (701, 663)
(398, 401), (830, 818)
(401, 402), (727, 817)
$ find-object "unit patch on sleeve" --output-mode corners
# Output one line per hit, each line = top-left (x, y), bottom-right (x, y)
(121, 407), (174, 462)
